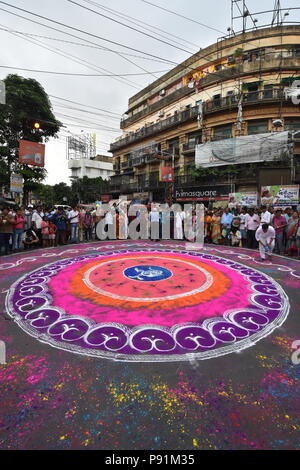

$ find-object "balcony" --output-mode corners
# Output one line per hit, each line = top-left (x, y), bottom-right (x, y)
(132, 156), (146, 167)
(121, 85), (192, 129)
(109, 178), (166, 194)
(119, 55), (300, 130)
(121, 161), (130, 169)
(111, 85), (289, 152)
(175, 172), (257, 188)
(111, 107), (199, 152)
(211, 134), (232, 142)
(144, 154), (160, 163)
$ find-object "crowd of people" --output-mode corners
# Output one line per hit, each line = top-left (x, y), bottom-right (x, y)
(0, 203), (300, 261)
(204, 205), (300, 260)
(0, 205), (96, 255)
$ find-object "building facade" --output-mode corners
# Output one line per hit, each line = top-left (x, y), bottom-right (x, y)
(68, 155), (114, 180)
(109, 26), (300, 205)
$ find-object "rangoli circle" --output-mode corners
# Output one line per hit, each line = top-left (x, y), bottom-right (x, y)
(6, 248), (290, 362)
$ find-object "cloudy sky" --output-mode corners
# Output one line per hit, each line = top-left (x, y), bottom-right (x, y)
(1, 0), (299, 185)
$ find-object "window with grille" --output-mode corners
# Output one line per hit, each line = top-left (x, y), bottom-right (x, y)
(213, 125), (232, 140)
(247, 120), (269, 135)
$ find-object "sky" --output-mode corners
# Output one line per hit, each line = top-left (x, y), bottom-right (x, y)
(1, 0), (299, 185)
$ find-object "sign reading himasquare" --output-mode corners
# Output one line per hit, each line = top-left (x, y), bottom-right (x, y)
(18, 140), (45, 167)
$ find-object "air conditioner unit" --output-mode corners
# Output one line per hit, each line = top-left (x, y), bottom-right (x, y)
(159, 89), (166, 96)
(158, 110), (165, 117)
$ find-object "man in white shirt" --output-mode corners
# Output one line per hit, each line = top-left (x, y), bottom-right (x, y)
(31, 206), (44, 246)
(175, 210), (185, 240)
(68, 206), (79, 243)
(150, 207), (160, 241)
(104, 207), (116, 240)
(260, 206), (272, 225)
(256, 223), (275, 261)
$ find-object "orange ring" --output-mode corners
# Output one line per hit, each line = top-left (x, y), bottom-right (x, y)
(69, 253), (230, 310)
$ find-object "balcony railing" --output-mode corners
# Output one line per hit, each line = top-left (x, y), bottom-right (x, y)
(175, 173), (257, 187)
(109, 179), (166, 193)
(182, 142), (201, 152)
(211, 134), (232, 141)
(120, 55), (300, 130)
(111, 85), (288, 152)
(111, 107), (199, 152)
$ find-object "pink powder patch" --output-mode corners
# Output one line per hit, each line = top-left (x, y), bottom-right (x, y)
(48, 252), (253, 327)
(87, 257), (208, 298)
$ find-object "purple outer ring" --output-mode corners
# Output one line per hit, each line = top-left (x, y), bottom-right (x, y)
(5, 249), (290, 363)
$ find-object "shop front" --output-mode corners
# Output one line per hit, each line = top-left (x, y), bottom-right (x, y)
(175, 185), (232, 206)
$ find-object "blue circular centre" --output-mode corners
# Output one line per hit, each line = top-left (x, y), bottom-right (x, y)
(124, 265), (172, 282)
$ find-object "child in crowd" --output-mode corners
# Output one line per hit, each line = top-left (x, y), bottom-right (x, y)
(49, 220), (57, 247)
(41, 216), (50, 248)
(23, 228), (39, 250)
(229, 227), (242, 247)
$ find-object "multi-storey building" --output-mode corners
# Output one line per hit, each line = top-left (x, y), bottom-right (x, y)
(109, 25), (300, 205)
(68, 154), (114, 180)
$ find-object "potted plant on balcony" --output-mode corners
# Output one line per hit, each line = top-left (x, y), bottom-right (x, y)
(234, 48), (244, 63)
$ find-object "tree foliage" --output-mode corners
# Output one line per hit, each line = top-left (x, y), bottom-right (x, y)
(71, 176), (109, 204)
(0, 74), (62, 197)
(34, 177), (109, 206)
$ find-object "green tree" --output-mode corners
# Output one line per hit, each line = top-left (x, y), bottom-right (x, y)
(34, 183), (55, 206)
(0, 74), (62, 202)
(71, 176), (109, 204)
(52, 182), (73, 205)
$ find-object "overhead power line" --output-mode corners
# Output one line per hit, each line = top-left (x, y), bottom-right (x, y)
(0, 65), (170, 77)
(141, 0), (226, 35)
(52, 102), (121, 121)
(55, 111), (120, 129)
(0, 1), (180, 64)
(1, 25), (144, 89)
(81, 0), (200, 49)
(0, 3), (222, 82)
(66, 0), (195, 55)
(49, 95), (122, 117)
(0, 26), (171, 64)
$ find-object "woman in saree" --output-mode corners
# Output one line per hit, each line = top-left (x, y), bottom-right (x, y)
(211, 210), (222, 245)
(204, 211), (212, 243)
(285, 211), (299, 257)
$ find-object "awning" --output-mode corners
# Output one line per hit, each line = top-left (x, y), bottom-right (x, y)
(0, 197), (17, 206)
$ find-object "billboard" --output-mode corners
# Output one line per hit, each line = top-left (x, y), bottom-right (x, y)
(67, 134), (96, 160)
(175, 185), (231, 202)
(229, 192), (258, 207)
(19, 140), (45, 167)
(261, 185), (299, 206)
(195, 132), (291, 168)
(10, 173), (24, 193)
(160, 167), (174, 182)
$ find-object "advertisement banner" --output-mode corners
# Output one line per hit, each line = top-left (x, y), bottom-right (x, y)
(175, 186), (231, 202)
(195, 131), (290, 168)
(160, 167), (174, 183)
(261, 185), (299, 206)
(10, 173), (24, 193)
(100, 195), (110, 203)
(19, 140), (45, 167)
(229, 192), (258, 207)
